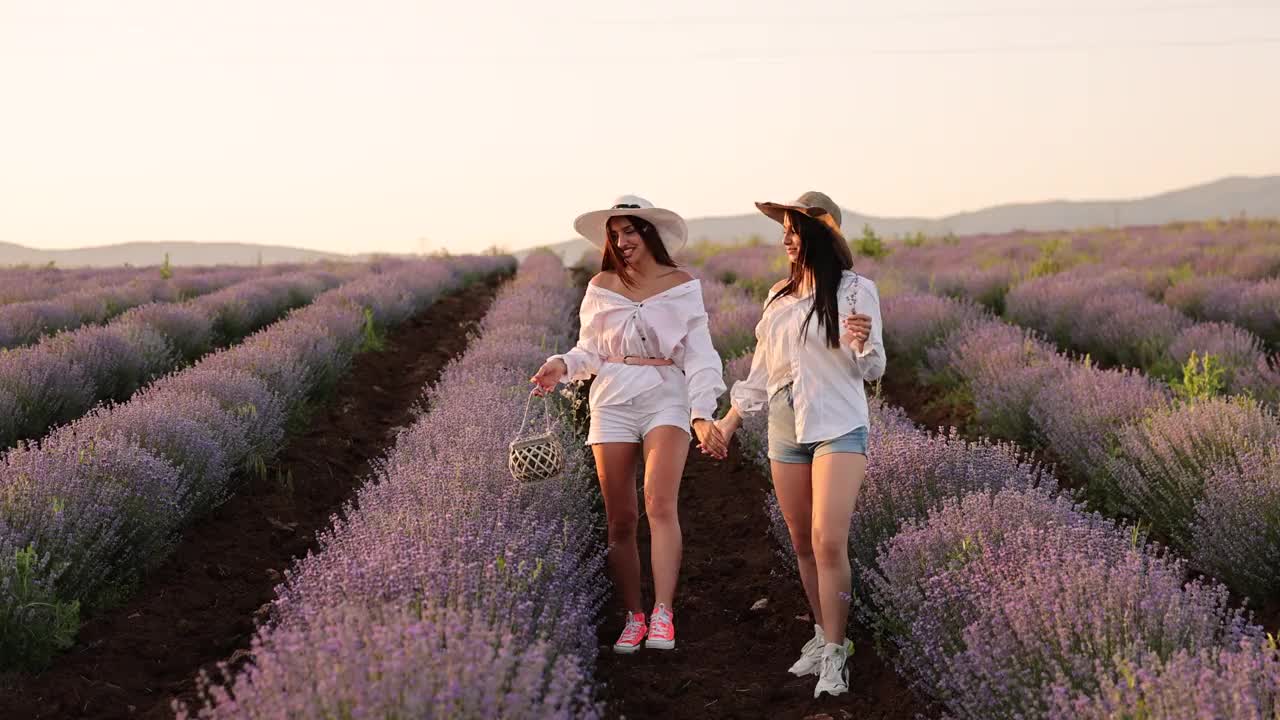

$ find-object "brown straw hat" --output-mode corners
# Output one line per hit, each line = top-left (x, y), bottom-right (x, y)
(756, 191), (853, 265)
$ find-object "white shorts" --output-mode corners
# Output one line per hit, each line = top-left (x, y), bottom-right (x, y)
(587, 394), (691, 445)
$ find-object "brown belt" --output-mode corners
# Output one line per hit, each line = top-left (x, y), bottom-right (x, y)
(604, 355), (674, 366)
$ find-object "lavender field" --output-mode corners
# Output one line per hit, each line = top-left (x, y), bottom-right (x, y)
(696, 218), (1280, 719)
(2, 219), (1277, 719)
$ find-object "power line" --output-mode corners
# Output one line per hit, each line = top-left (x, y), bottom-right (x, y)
(575, 3), (1280, 26)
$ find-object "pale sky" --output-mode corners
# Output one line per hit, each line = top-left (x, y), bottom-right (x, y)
(2, 0), (1278, 255)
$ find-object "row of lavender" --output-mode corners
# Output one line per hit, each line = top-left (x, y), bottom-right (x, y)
(1001, 267), (1280, 399)
(0, 266), (366, 450)
(884, 218), (1280, 308)
(0, 265), (187, 306)
(699, 218), (1278, 299)
(0, 255), (510, 670)
(885, 290), (1280, 600)
(0, 266), (295, 350)
(700, 274), (1280, 718)
(179, 252), (606, 719)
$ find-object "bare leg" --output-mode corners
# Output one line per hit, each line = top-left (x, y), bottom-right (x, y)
(771, 460), (822, 629)
(810, 452), (868, 645)
(593, 442), (643, 613)
(642, 425), (691, 608)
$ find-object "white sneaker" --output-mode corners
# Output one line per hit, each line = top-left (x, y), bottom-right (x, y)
(813, 640), (853, 698)
(787, 624), (826, 677)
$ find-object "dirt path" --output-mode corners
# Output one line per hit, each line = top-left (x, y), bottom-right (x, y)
(0, 274), (506, 720)
(593, 438), (925, 720)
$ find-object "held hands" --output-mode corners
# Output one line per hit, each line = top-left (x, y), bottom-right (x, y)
(529, 358), (568, 396)
(692, 418), (728, 460)
(842, 313), (873, 353)
(694, 412), (740, 461)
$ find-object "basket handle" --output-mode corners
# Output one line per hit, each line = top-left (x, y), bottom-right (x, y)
(515, 388), (554, 441)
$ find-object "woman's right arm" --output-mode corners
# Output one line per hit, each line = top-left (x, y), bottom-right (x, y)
(532, 298), (602, 393)
(723, 341), (768, 432)
(547, 334), (602, 382)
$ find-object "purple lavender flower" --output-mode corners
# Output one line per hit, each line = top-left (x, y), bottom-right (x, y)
(179, 254), (605, 717)
(1103, 396), (1280, 546)
(882, 292), (987, 369)
(1028, 362), (1170, 485)
(927, 318), (1069, 443)
(1049, 638), (1280, 720)
(868, 487), (1262, 719)
(0, 258), (504, 671)
(1189, 440), (1280, 599)
(1169, 321), (1276, 402)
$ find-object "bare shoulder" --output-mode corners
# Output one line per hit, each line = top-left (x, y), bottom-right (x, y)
(769, 279), (788, 294)
(665, 269), (695, 284)
(590, 271), (618, 289)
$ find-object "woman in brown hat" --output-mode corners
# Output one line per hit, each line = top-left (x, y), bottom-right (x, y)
(712, 191), (885, 698)
(530, 195), (728, 655)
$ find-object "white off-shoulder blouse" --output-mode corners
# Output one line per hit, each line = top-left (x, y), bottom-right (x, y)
(548, 279), (726, 422)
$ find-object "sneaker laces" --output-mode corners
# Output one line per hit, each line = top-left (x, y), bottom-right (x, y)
(619, 614), (645, 643)
(821, 644), (848, 680)
(650, 607), (673, 637)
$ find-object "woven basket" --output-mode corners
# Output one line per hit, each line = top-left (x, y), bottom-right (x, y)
(508, 389), (565, 483)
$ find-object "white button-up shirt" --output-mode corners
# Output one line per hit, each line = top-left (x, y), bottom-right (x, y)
(730, 271), (885, 443)
(549, 279), (726, 422)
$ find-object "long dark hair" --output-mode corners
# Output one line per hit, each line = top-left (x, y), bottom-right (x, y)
(601, 215), (678, 289)
(766, 210), (853, 349)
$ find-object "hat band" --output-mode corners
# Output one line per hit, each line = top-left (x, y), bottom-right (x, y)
(613, 203), (641, 209)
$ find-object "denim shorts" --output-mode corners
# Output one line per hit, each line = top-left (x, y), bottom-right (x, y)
(767, 385), (868, 464)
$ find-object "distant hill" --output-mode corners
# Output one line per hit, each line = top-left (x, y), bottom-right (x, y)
(0, 239), (353, 267)
(0, 241), (348, 268)
(4, 175), (1274, 268)
(516, 174), (1280, 265)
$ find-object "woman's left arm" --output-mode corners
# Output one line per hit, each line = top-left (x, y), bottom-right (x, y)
(846, 280), (886, 382)
(683, 299), (727, 423)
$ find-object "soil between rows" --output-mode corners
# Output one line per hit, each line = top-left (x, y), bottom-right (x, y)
(0, 274), (506, 720)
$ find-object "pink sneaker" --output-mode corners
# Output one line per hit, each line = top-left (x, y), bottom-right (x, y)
(645, 603), (675, 650)
(613, 611), (647, 654)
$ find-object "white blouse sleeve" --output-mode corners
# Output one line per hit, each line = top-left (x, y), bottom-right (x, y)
(847, 279), (886, 382)
(547, 297), (603, 381)
(682, 295), (726, 422)
(729, 299), (772, 416)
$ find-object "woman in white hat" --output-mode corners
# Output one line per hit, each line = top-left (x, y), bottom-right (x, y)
(712, 191), (884, 699)
(530, 195), (728, 655)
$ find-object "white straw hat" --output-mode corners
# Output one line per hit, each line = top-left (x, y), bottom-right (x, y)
(573, 195), (688, 254)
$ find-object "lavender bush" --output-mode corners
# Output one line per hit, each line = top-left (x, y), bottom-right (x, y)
(1189, 440), (1280, 599)
(0, 257), (508, 670)
(1027, 362), (1170, 486)
(180, 252), (604, 718)
(0, 270), (347, 449)
(882, 292), (986, 370)
(1168, 321), (1279, 403)
(848, 428), (1051, 604)
(0, 267), (274, 348)
(1048, 638), (1280, 720)
(868, 487), (1263, 719)
(926, 319), (1069, 443)
(1102, 396), (1280, 545)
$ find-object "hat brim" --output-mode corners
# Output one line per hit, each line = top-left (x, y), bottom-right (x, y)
(755, 201), (846, 243)
(574, 207), (688, 254)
